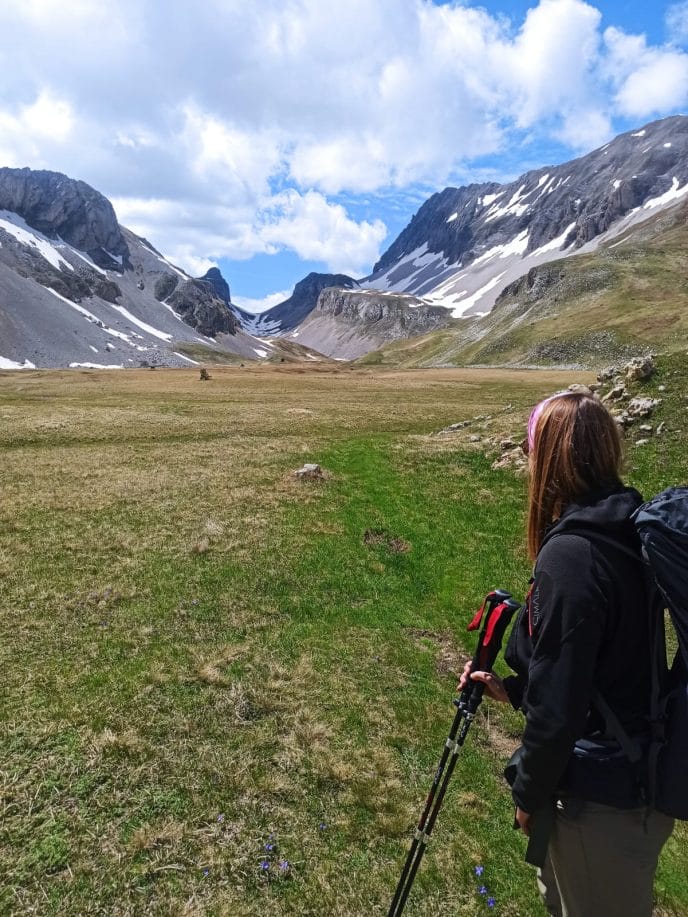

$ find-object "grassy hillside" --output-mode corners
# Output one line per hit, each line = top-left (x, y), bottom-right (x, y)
(174, 337), (332, 366)
(1, 362), (686, 915)
(359, 199), (688, 368)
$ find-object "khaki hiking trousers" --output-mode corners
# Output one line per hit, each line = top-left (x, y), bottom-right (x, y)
(536, 799), (674, 917)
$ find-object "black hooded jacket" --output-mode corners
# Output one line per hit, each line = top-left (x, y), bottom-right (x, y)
(503, 484), (652, 814)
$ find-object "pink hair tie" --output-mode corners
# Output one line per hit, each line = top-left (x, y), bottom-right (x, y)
(527, 391), (578, 453)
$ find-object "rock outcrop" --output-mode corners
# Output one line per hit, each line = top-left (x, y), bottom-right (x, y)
(167, 279), (239, 337)
(289, 287), (452, 359)
(315, 287), (449, 333)
(200, 267), (231, 304)
(0, 167), (129, 269)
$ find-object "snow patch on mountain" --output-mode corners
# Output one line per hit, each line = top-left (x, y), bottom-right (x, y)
(110, 304), (173, 342)
(484, 184), (530, 223)
(448, 273), (506, 317)
(240, 312), (282, 335)
(173, 352), (200, 364)
(0, 211), (74, 272)
(642, 177), (688, 210)
(41, 286), (137, 344)
(66, 248), (109, 275)
(0, 355), (36, 369)
(69, 362), (124, 369)
(531, 222), (576, 256)
(473, 230), (530, 265)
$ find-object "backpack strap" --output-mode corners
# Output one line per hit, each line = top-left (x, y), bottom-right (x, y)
(645, 595), (670, 809)
(590, 689), (644, 763)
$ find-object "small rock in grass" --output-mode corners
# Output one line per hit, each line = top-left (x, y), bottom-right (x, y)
(602, 384), (627, 403)
(294, 463), (325, 481)
(597, 366), (618, 383)
(625, 355), (656, 383)
(627, 397), (661, 418)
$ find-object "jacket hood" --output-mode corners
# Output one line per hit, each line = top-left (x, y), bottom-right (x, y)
(542, 484), (643, 549)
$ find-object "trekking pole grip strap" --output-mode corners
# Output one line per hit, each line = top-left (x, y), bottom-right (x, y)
(471, 596), (521, 672)
(457, 592), (520, 712)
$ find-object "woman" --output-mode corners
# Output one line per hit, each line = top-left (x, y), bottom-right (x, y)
(460, 391), (674, 917)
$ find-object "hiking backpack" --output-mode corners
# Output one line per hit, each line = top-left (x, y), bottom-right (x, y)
(564, 486), (688, 819)
(632, 486), (688, 820)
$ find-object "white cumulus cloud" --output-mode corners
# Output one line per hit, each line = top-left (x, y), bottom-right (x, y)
(500, 0), (603, 129)
(259, 191), (387, 277)
(0, 0), (688, 277)
(605, 26), (688, 117)
(0, 90), (74, 167)
(667, 2), (688, 45)
(233, 290), (293, 314)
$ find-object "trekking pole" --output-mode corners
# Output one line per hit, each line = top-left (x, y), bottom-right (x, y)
(388, 590), (521, 917)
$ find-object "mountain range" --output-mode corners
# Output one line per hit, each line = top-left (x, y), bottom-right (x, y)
(230, 114), (688, 360)
(0, 168), (326, 369)
(1, 115), (688, 369)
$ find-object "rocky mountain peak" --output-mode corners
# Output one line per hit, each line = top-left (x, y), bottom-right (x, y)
(291, 271), (357, 303)
(0, 167), (129, 269)
(365, 114), (688, 316)
(242, 271), (359, 335)
(200, 266), (231, 303)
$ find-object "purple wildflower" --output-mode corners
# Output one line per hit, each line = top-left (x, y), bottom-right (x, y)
(319, 822), (328, 831)
(488, 897), (496, 908)
(203, 869), (209, 877)
(260, 860), (270, 871)
(479, 886), (487, 895)
(474, 865), (484, 876)
(217, 814), (225, 823)
(279, 860), (289, 871)
(264, 842), (274, 852)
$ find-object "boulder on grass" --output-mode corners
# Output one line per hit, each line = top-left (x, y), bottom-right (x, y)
(294, 463), (325, 481)
(625, 356), (656, 383)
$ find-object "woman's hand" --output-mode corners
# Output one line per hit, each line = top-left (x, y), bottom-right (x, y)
(457, 660), (510, 704)
(515, 807), (531, 835)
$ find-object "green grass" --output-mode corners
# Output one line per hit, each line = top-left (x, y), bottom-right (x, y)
(0, 361), (686, 915)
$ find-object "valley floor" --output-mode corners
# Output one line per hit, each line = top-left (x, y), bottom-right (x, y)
(1, 364), (686, 915)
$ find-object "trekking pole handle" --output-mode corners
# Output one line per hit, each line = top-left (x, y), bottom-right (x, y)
(455, 590), (510, 710)
(456, 594), (521, 711)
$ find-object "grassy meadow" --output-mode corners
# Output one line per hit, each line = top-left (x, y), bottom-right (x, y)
(1, 360), (687, 916)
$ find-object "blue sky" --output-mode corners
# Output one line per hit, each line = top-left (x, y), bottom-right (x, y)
(222, 0), (688, 308)
(1, 0), (688, 311)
